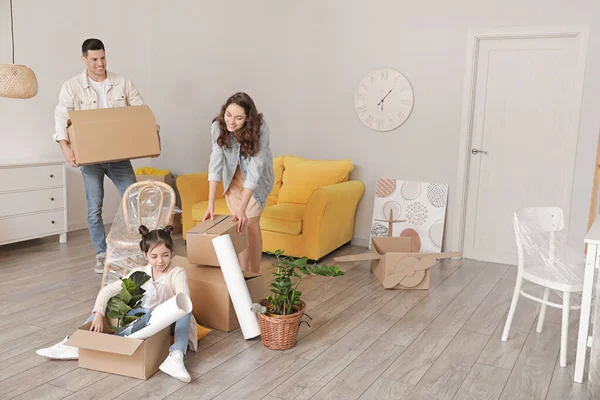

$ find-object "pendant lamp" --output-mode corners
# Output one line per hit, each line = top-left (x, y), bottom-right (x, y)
(0, 0), (38, 99)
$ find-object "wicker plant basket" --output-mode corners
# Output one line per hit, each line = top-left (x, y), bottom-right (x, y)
(257, 299), (306, 350)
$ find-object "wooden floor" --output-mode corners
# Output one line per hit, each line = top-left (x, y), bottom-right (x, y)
(0, 229), (592, 399)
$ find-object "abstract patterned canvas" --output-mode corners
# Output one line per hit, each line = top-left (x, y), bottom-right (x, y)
(370, 179), (449, 253)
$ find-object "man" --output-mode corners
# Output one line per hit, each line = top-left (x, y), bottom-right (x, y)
(54, 38), (150, 273)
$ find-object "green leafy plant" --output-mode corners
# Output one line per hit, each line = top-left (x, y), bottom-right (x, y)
(252, 249), (344, 316)
(107, 271), (151, 329)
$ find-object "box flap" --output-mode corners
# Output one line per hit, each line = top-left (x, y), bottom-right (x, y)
(65, 323), (144, 356)
(334, 253), (381, 262)
(371, 237), (414, 254)
(187, 215), (228, 236)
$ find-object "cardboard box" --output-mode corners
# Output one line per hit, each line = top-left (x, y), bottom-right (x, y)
(186, 215), (248, 267)
(335, 237), (460, 290)
(65, 322), (170, 380)
(67, 105), (160, 165)
(135, 172), (174, 187)
(174, 255), (264, 332)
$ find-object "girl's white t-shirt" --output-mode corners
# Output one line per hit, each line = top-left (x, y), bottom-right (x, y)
(140, 265), (168, 310)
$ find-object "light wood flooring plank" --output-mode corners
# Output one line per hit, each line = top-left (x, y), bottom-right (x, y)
(165, 343), (279, 400)
(112, 371), (200, 400)
(285, 283), (400, 361)
(405, 329), (490, 400)
(499, 321), (560, 400)
(453, 363), (511, 400)
(213, 355), (309, 400)
(310, 340), (405, 400)
(11, 383), (71, 400)
(60, 374), (144, 400)
(477, 293), (538, 370)
(270, 313), (400, 400)
(358, 378), (414, 400)
(383, 303), (476, 385)
(49, 368), (109, 392)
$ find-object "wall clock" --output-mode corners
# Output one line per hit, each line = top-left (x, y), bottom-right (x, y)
(354, 68), (414, 132)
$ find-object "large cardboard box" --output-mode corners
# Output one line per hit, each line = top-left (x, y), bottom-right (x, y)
(65, 322), (170, 380)
(67, 105), (160, 165)
(174, 256), (264, 332)
(186, 215), (248, 267)
(335, 237), (460, 290)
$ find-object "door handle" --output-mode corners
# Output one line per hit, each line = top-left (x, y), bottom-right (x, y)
(471, 148), (488, 155)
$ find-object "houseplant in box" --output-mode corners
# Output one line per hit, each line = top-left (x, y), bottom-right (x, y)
(106, 271), (151, 330)
(251, 250), (344, 350)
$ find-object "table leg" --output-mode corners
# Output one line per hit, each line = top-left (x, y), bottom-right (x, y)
(575, 244), (597, 383)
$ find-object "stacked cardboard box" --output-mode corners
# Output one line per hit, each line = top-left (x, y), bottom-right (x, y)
(181, 215), (264, 332)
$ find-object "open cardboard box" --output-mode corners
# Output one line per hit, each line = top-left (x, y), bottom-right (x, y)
(65, 321), (170, 380)
(174, 255), (264, 332)
(67, 105), (160, 165)
(335, 237), (461, 290)
(186, 215), (248, 267)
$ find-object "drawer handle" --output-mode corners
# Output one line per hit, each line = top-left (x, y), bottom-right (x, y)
(51, 197), (55, 201)
(50, 174), (54, 178)
(51, 220), (55, 224)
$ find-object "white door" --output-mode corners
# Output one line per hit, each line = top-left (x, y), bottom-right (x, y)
(462, 33), (587, 265)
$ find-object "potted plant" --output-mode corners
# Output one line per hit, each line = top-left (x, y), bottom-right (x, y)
(251, 250), (344, 350)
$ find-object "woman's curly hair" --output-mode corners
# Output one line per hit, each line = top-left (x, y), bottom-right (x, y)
(213, 92), (263, 158)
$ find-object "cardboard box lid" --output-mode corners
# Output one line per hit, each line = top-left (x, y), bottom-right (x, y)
(67, 105), (159, 164)
(187, 215), (233, 236)
(173, 255), (261, 283)
(65, 323), (144, 356)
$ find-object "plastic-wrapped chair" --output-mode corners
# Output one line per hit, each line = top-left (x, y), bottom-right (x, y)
(502, 207), (584, 367)
(101, 180), (176, 287)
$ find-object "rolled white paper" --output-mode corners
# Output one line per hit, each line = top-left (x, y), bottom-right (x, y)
(127, 293), (193, 339)
(212, 234), (261, 339)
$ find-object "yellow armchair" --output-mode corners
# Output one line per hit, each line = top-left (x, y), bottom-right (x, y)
(176, 156), (365, 261)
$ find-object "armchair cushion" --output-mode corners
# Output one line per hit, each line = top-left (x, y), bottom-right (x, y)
(278, 156), (354, 204)
(261, 203), (306, 235)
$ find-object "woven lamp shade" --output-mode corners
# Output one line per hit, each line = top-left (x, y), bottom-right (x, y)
(0, 64), (38, 99)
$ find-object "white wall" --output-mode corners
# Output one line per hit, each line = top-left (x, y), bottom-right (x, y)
(1, 0), (599, 251)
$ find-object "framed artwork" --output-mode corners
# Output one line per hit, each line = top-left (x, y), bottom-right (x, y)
(370, 178), (449, 253)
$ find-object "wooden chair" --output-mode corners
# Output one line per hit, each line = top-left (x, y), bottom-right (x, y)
(101, 180), (176, 287)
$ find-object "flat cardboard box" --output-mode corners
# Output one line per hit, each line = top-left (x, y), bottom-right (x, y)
(65, 322), (170, 380)
(186, 215), (248, 267)
(67, 105), (160, 165)
(174, 255), (264, 332)
(335, 237), (460, 290)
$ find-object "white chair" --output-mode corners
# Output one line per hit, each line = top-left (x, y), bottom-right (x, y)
(502, 207), (584, 367)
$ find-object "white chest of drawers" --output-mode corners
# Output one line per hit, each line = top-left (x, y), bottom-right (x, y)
(0, 158), (68, 245)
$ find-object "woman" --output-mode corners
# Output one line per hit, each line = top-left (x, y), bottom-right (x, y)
(203, 92), (274, 274)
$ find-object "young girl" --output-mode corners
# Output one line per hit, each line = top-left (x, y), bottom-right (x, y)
(204, 92), (274, 273)
(36, 225), (198, 383)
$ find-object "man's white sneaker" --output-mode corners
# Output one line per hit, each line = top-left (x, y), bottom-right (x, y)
(94, 253), (106, 274)
(36, 336), (78, 360)
(159, 351), (191, 383)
